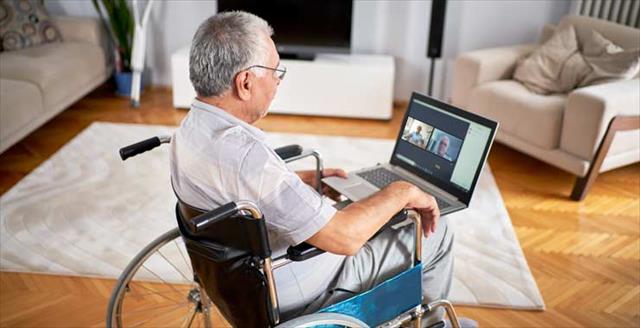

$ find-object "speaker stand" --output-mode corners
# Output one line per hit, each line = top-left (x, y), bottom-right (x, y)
(427, 57), (436, 96)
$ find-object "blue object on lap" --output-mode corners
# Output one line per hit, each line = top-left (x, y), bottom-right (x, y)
(319, 264), (423, 326)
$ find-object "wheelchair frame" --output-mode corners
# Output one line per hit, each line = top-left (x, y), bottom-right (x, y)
(108, 135), (460, 328)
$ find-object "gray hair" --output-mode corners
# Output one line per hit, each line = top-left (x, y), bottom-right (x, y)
(189, 11), (274, 97)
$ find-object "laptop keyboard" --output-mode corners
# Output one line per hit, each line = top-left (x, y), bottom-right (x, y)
(436, 198), (451, 210)
(356, 167), (451, 209)
(357, 167), (404, 189)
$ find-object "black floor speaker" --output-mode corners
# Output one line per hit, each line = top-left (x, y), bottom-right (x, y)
(427, 0), (447, 96)
(427, 0), (447, 59)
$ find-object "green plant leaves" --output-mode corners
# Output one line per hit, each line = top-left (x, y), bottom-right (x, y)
(92, 0), (134, 72)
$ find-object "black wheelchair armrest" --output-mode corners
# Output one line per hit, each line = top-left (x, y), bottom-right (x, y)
(274, 144), (303, 160)
(426, 321), (446, 328)
(287, 242), (325, 261)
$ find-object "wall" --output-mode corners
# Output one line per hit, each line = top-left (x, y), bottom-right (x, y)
(47, 0), (215, 86)
(352, 1), (432, 101)
(48, 0), (571, 102)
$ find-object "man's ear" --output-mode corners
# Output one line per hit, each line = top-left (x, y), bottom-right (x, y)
(235, 71), (252, 101)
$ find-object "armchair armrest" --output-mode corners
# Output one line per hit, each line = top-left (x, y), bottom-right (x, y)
(561, 79), (640, 160)
(52, 16), (104, 48)
(451, 44), (536, 109)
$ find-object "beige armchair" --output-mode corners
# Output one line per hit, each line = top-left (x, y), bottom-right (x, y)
(451, 15), (640, 200)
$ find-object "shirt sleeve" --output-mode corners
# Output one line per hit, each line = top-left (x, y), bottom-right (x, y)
(237, 142), (337, 247)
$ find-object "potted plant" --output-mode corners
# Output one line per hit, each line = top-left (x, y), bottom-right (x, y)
(92, 0), (134, 96)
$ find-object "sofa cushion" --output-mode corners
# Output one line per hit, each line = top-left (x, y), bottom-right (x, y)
(559, 15), (640, 54)
(0, 78), (43, 143)
(579, 31), (640, 87)
(514, 25), (590, 95)
(0, 41), (106, 110)
(559, 15), (640, 79)
(470, 80), (567, 150)
(0, 0), (63, 51)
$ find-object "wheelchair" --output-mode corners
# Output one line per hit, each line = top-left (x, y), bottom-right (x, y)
(106, 135), (461, 328)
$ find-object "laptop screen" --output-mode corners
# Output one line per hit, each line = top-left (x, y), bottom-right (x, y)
(390, 92), (497, 204)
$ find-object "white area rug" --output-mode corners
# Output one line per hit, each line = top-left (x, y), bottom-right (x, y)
(0, 122), (544, 310)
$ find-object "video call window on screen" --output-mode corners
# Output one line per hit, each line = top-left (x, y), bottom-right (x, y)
(427, 129), (463, 162)
(401, 117), (463, 163)
(401, 117), (433, 149)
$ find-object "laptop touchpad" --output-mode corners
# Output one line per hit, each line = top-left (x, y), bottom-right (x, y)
(345, 184), (377, 200)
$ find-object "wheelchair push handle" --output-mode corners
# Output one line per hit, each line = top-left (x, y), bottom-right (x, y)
(119, 136), (171, 161)
(189, 202), (239, 233)
(188, 201), (263, 234)
(274, 144), (303, 160)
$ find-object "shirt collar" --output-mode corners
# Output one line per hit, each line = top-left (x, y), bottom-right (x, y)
(191, 99), (266, 141)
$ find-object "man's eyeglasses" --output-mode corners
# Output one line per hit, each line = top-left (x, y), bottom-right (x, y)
(244, 64), (287, 80)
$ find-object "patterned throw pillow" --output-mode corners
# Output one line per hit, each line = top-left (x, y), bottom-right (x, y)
(0, 0), (63, 52)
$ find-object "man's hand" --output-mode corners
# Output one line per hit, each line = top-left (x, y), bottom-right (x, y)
(297, 168), (347, 201)
(393, 181), (440, 237)
(306, 179), (441, 256)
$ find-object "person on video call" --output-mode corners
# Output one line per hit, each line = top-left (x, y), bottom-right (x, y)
(435, 135), (452, 161)
(406, 126), (426, 147)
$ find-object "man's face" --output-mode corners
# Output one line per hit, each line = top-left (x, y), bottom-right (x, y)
(437, 136), (449, 156)
(250, 33), (281, 121)
(417, 126), (422, 133)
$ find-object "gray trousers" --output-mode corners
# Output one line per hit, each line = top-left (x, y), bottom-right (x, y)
(295, 217), (455, 325)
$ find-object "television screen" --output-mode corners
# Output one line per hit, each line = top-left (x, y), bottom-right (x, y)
(217, 0), (353, 58)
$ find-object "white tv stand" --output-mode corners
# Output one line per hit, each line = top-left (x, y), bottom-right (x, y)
(171, 46), (394, 120)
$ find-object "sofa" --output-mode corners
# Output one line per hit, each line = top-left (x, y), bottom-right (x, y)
(451, 15), (640, 200)
(0, 16), (111, 153)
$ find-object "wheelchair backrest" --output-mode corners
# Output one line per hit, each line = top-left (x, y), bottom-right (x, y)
(175, 200), (277, 327)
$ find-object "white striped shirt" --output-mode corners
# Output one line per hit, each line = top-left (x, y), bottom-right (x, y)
(170, 100), (345, 312)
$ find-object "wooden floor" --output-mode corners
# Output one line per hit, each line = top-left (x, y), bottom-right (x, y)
(0, 86), (638, 327)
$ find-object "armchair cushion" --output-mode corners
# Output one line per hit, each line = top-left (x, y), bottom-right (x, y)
(513, 25), (589, 95)
(470, 80), (566, 149)
(451, 44), (536, 109)
(0, 41), (107, 109)
(51, 16), (104, 48)
(559, 15), (640, 55)
(580, 31), (640, 87)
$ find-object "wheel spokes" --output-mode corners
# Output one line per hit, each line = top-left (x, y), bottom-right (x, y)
(112, 229), (213, 327)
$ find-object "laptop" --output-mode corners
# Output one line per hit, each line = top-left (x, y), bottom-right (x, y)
(323, 92), (498, 215)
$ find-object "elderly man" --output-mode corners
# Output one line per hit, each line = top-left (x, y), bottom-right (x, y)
(436, 135), (452, 161)
(170, 11), (454, 324)
(407, 125), (426, 147)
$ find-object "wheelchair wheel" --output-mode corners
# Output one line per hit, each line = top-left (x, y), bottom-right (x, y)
(106, 228), (217, 327)
(277, 313), (368, 327)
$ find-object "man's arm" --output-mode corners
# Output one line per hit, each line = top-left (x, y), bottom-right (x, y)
(296, 169), (346, 188)
(306, 181), (439, 256)
(297, 168), (347, 201)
